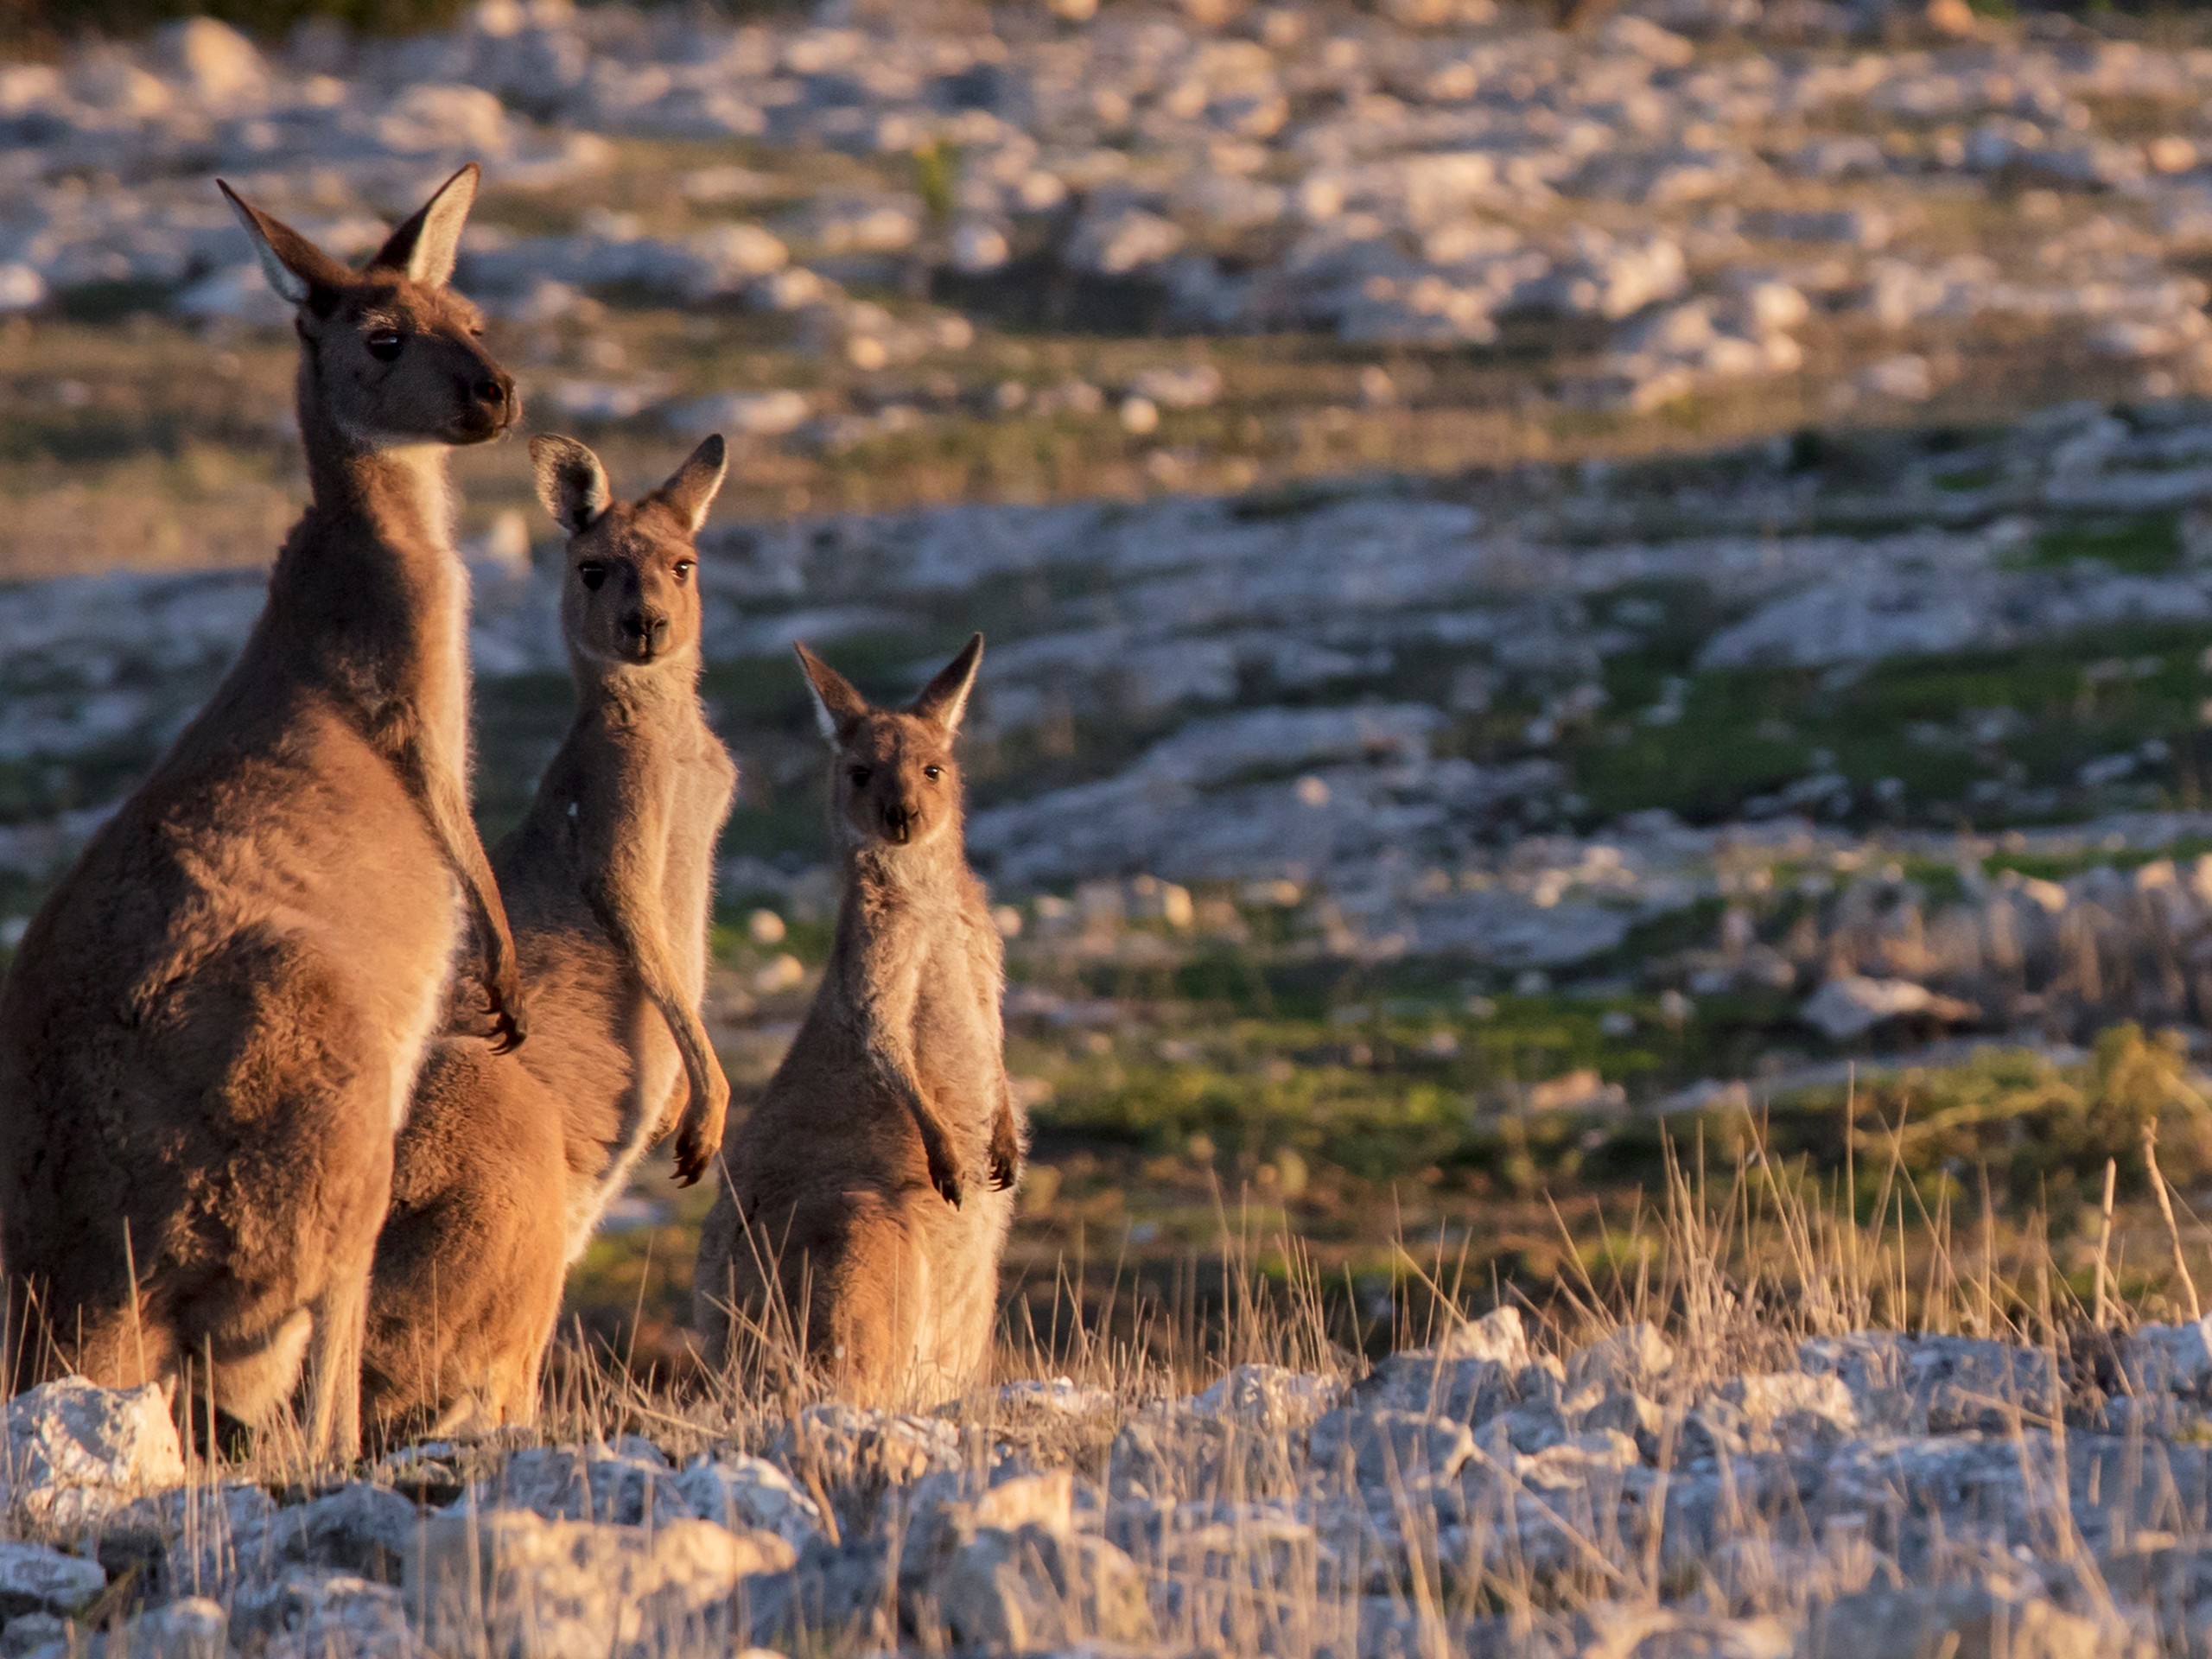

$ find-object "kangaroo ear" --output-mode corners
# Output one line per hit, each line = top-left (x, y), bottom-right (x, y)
(218, 181), (351, 308)
(368, 162), (480, 288)
(794, 642), (870, 741)
(912, 633), (983, 735)
(649, 435), (728, 534)
(531, 435), (610, 534)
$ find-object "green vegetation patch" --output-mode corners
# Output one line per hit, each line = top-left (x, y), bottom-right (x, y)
(2008, 512), (2184, 575)
(1572, 620), (2212, 826)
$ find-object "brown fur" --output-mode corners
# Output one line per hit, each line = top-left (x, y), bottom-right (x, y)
(693, 637), (1024, 1406)
(0, 168), (522, 1459)
(363, 435), (736, 1438)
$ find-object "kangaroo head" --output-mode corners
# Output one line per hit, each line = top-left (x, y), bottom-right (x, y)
(532, 433), (726, 671)
(218, 164), (517, 448)
(797, 635), (983, 854)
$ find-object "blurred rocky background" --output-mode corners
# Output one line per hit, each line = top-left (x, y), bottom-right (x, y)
(18, 0), (2212, 1357)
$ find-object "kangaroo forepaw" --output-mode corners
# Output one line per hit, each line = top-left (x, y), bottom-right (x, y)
(925, 1145), (964, 1209)
(480, 980), (528, 1054)
(670, 1071), (729, 1190)
(671, 1127), (709, 1188)
(987, 1109), (1022, 1192)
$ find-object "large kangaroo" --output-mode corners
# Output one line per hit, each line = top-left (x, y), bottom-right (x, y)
(361, 434), (736, 1439)
(0, 167), (523, 1460)
(693, 638), (1024, 1405)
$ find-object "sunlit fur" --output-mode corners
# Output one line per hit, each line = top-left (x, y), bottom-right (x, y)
(365, 435), (735, 1439)
(696, 636), (1027, 1405)
(0, 166), (522, 1462)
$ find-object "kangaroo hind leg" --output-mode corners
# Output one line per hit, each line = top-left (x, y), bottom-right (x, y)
(809, 1194), (927, 1408)
(302, 1262), (371, 1464)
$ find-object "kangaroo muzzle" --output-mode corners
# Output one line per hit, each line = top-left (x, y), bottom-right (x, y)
(454, 361), (519, 439)
(620, 611), (671, 659)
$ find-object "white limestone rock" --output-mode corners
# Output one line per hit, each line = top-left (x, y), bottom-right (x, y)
(3, 1379), (186, 1530)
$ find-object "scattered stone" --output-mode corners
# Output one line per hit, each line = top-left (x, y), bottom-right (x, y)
(1565, 1323), (1676, 1395)
(406, 1510), (795, 1659)
(4, 1379), (186, 1529)
(931, 1524), (1154, 1652)
(1128, 364), (1224, 410)
(771, 1404), (962, 1526)
(1, 1615), (67, 1659)
(1801, 974), (1979, 1041)
(1306, 1407), (1477, 1485)
(1188, 1363), (1343, 1434)
(18, 1597), (227, 1659)
(232, 1568), (423, 1659)
(1577, 1605), (1795, 1659)
(229, 1481), (421, 1583)
(0, 1544), (102, 1620)
(894, 1469), (1077, 1587)
(673, 1453), (824, 1548)
(1802, 1580), (2133, 1659)
(1066, 208), (1185, 278)
(473, 1446), (691, 1529)
(662, 389), (810, 439)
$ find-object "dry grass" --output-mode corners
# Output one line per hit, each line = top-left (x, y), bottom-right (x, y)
(4, 1095), (2202, 1656)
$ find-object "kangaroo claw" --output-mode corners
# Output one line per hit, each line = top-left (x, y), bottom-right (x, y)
(987, 1109), (1022, 1192)
(909, 1105), (964, 1207)
(931, 1159), (964, 1208)
(925, 1141), (964, 1208)
(671, 1071), (729, 1190)
(484, 990), (527, 1054)
(671, 1126), (709, 1187)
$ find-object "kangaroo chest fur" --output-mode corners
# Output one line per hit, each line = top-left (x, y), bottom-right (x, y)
(499, 691), (734, 1255)
(8, 476), (474, 1105)
(902, 915), (1004, 1142)
(758, 868), (1005, 1168)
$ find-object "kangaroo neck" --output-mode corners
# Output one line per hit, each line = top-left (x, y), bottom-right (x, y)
(260, 368), (470, 730)
(843, 842), (961, 912)
(574, 653), (702, 723)
(296, 385), (455, 560)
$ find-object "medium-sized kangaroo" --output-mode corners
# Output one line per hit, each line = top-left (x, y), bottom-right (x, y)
(694, 637), (1024, 1405)
(0, 167), (522, 1460)
(361, 434), (737, 1438)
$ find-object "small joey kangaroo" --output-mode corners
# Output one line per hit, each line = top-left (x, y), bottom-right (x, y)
(693, 636), (1024, 1405)
(363, 434), (737, 1437)
(0, 166), (521, 1460)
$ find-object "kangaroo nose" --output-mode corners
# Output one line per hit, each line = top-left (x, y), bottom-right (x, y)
(621, 612), (670, 653)
(881, 804), (914, 842)
(472, 375), (510, 410)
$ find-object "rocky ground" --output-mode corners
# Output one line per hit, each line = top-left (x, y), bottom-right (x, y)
(15, 1300), (2212, 1656)
(23, 0), (2212, 547)
(14, 0), (2212, 404)
(20, 395), (2212, 1033)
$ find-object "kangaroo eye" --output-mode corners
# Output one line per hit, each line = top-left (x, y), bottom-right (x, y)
(577, 563), (607, 592)
(365, 330), (404, 361)
(673, 560), (695, 583)
(849, 766), (873, 786)
(924, 765), (942, 780)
